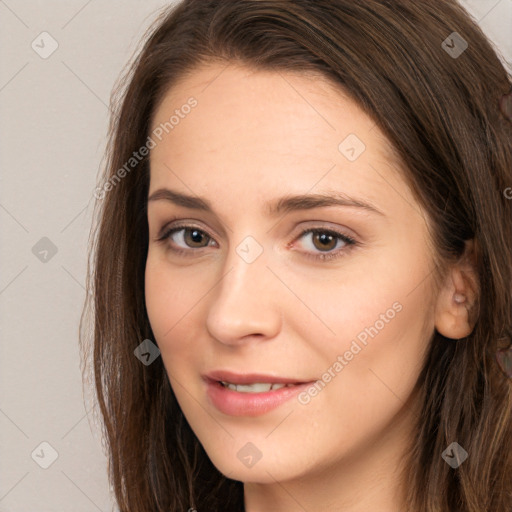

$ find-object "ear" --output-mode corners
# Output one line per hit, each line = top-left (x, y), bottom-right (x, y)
(434, 239), (479, 340)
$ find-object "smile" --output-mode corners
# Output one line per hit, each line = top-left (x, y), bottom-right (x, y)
(203, 371), (316, 416)
(219, 381), (296, 392)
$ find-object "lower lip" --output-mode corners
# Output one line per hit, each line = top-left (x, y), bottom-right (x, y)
(205, 379), (314, 416)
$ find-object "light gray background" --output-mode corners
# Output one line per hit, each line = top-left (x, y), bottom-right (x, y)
(0, 1), (510, 511)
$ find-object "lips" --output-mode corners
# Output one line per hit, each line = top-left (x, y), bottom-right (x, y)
(219, 382), (295, 392)
(203, 370), (316, 416)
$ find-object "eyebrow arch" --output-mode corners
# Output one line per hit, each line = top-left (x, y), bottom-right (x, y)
(147, 188), (385, 217)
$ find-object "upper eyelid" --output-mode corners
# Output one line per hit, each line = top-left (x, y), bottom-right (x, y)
(156, 215), (359, 234)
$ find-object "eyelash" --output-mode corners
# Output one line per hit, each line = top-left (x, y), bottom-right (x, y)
(155, 223), (358, 262)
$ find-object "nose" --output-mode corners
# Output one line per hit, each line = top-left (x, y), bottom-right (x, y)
(205, 241), (283, 347)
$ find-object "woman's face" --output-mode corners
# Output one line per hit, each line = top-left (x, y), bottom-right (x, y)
(145, 63), (437, 487)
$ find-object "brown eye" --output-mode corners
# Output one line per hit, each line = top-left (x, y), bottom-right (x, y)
(295, 228), (357, 262)
(311, 231), (338, 252)
(182, 228), (210, 248)
(156, 224), (357, 262)
(158, 226), (214, 251)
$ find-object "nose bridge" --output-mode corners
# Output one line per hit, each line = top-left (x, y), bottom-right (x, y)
(205, 232), (282, 343)
(226, 234), (269, 297)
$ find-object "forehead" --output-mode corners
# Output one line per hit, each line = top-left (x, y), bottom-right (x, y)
(148, 62), (411, 216)
(151, 62), (399, 160)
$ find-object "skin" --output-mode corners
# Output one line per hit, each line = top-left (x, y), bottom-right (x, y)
(145, 62), (478, 512)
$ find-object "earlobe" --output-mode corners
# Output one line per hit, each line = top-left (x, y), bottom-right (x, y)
(434, 241), (479, 340)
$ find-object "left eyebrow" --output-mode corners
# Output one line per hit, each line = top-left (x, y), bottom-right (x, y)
(265, 191), (385, 217)
(147, 188), (385, 217)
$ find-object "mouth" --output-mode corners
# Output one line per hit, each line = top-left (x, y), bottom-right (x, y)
(203, 370), (316, 416)
(218, 381), (298, 392)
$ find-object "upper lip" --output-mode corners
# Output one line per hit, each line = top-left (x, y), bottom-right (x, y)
(204, 370), (314, 385)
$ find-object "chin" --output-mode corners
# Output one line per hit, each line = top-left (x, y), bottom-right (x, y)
(202, 443), (309, 484)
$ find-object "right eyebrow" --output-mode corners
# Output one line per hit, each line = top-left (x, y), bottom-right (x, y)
(147, 187), (385, 217)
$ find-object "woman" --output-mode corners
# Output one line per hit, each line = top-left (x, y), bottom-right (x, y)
(80, 1), (512, 510)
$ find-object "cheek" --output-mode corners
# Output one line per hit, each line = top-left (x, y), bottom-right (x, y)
(145, 252), (199, 337)
(145, 256), (187, 356)
(145, 259), (172, 340)
(287, 277), (432, 471)
(305, 255), (434, 424)
(144, 253), (211, 378)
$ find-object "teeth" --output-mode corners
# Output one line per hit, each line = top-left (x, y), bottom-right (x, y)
(220, 381), (294, 393)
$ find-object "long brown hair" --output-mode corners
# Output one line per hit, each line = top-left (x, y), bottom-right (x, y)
(80, 1), (512, 510)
